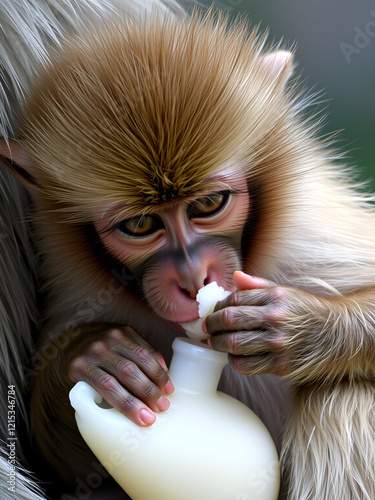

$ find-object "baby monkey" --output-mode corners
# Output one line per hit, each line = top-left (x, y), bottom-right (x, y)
(1, 8), (375, 500)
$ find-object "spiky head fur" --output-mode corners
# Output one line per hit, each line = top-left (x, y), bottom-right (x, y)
(22, 9), (298, 225)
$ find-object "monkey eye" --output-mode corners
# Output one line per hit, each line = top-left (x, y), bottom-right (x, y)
(188, 191), (230, 219)
(116, 215), (163, 237)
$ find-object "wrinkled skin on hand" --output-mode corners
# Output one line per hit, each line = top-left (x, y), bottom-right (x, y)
(68, 326), (174, 426)
(205, 271), (370, 384)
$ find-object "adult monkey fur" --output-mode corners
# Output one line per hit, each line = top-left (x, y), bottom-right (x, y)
(1, 5), (375, 500)
(0, 1), (174, 499)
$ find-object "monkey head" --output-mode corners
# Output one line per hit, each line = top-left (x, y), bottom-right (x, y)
(0, 11), (296, 329)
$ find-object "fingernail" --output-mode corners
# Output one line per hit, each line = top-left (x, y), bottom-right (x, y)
(202, 321), (207, 333)
(157, 396), (170, 412)
(206, 338), (213, 349)
(164, 380), (175, 395)
(139, 408), (155, 425)
(155, 354), (168, 372)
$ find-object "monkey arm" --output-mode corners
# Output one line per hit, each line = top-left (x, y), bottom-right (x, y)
(30, 323), (173, 481)
(206, 272), (375, 384)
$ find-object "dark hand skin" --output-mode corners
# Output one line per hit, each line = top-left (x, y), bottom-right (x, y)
(66, 326), (174, 426)
(205, 271), (291, 376)
(204, 271), (364, 384)
(34, 323), (174, 427)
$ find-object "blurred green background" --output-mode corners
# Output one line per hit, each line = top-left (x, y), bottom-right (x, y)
(201, 0), (375, 188)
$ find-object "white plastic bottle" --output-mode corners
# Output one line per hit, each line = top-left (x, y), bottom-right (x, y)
(70, 337), (280, 500)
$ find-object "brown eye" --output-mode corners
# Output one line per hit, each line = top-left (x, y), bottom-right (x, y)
(188, 191), (229, 218)
(117, 215), (163, 237)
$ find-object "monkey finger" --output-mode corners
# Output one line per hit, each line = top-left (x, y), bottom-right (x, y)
(121, 327), (169, 372)
(121, 345), (174, 396)
(74, 350), (171, 420)
(110, 355), (171, 414)
(206, 306), (268, 334)
(81, 367), (159, 427)
(213, 289), (279, 313)
(207, 330), (282, 356)
(151, 351), (169, 372)
(233, 271), (278, 291)
(107, 327), (169, 370)
(228, 352), (288, 377)
(105, 328), (173, 394)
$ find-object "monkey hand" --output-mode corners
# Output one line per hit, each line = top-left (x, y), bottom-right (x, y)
(205, 271), (375, 384)
(31, 324), (174, 480)
(66, 325), (174, 426)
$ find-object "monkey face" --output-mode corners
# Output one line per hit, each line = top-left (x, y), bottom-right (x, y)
(94, 172), (249, 324)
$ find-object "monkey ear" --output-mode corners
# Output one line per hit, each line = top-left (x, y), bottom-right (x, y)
(261, 50), (294, 88)
(0, 139), (39, 191)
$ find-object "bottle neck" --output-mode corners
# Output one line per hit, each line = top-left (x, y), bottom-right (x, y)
(168, 338), (228, 394)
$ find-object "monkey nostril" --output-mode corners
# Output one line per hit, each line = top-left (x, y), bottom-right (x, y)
(179, 276), (209, 299)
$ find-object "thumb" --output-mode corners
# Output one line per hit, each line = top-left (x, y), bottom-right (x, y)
(233, 271), (276, 291)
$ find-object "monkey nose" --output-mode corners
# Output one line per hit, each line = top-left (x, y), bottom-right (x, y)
(181, 284), (204, 299)
(179, 274), (207, 300)
(180, 275), (208, 299)
(174, 256), (213, 299)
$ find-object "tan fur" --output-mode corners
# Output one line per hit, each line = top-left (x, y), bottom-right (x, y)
(283, 382), (375, 500)
(9, 9), (375, 499)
